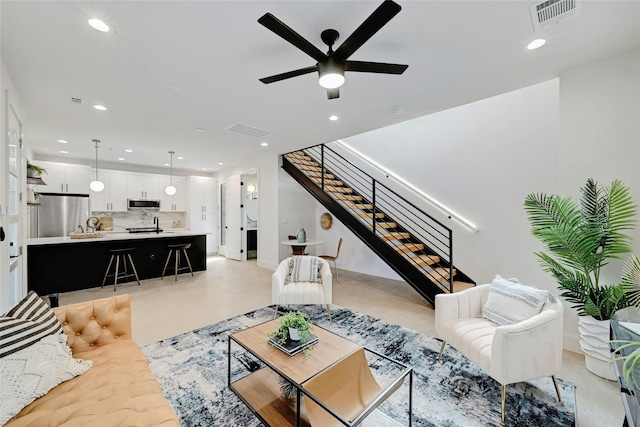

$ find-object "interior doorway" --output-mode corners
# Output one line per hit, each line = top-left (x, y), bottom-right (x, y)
(243, 172), (258, 260)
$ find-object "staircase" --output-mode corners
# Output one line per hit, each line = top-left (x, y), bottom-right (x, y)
(282, 144), (475, 306)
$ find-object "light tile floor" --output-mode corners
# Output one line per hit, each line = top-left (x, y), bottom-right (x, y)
(60, 256), (623, 427)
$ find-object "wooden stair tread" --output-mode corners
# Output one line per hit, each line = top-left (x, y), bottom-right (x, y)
(365, 222), (397, 229)
(440, 281), (476, 293)
(344, 202), (374, 210)
(407, 254), (440, 267)
(423, 267), (456, 284)
(392, 243), (425, 254)
(377, 231), (411, 241)
(306, 171), (335, 179)
(310, 178), (344, 186)
(355, 212), (384, 219)
(333, 194), (363, 201)
(325, 186), (353, 194)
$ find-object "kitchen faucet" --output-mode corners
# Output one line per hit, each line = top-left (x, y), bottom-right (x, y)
(153, 216), (159, 233)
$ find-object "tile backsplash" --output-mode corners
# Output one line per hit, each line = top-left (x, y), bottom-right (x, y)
(92, 210), (186, 232)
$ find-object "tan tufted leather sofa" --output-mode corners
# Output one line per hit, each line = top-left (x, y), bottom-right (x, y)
(5, 294), (180, 427)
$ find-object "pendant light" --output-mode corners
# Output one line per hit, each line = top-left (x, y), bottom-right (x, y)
(165, 150), (177, 196)
(89, 139), (105, 192)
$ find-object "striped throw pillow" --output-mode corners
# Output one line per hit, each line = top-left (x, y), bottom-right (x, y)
(0, 291), (63, 358)
(482, 275), (549, 326)
(289, 256), (320, 283)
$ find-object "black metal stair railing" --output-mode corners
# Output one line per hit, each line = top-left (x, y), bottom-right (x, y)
(281, 143), (475, 305)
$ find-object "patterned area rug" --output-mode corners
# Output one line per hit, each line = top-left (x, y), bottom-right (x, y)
(142, 305), (576, 426)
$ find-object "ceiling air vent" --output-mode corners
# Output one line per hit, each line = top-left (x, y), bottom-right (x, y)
(226, 123), (272, 138)
(71, 97), (83, 104)
(530, 0), (581, 32)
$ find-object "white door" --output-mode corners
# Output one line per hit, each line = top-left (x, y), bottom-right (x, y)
(1, 105), (24, 312)
(225, 174), (242, 260)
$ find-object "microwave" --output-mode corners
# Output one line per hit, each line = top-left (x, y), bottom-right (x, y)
(127, 199), (161, 210)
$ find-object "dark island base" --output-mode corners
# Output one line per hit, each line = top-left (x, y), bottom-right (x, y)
(28, 235), (206, 298)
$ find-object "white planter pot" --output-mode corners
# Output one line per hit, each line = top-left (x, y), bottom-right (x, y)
(288, 327), (300, 341)
(578, 316), (616, 380)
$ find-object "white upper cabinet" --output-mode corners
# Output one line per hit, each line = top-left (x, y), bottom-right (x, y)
(36, 161), (91, 194)
(90, 170), (128, 212)
(159, 176), (187, 212)
(127, 173), (160, 199)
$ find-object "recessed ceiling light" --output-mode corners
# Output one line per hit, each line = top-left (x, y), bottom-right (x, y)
(202, 168), (208, 171)
(93, 104), (107, 111)
(88, 18), (110, 32)
(218, 162), (224, 166)
(58, 139), (68, 144)
(261, 142), (268, 147)
(59, 150), (68, 154)
(329, 115), (338, 121)
(125, 149), (133, 153)
(177, 156), (184, 160)
(163, 163), (170, 167)
(117, 157), (125, 161)
(195, 128), (205, 133)
(527, 39), (546, 50)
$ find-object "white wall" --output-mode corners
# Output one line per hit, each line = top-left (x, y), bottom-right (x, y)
(330, 49), (640, 352)
(314, 202), (401, 281)
(277, 169), (317, 260)
(257, 155), (280, 270)
(557, 49), (640, 349)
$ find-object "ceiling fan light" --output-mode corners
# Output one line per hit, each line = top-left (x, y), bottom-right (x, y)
(90, 180), (105, 192)
(319, 71), (345, 89)
(165, 185), (177, 196)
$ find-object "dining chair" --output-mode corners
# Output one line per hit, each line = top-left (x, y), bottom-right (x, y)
(319, 237), (342, 281)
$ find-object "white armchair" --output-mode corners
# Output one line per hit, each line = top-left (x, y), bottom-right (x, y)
(435, 283), (564, 424)
(272, 256), (333, 322)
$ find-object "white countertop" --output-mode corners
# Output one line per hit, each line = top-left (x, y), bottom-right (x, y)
(27, 230), (208, 246)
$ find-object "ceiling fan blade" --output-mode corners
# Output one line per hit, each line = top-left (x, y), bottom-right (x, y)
(258, 13), (327, 63)
(327, 88), (340, 99)
(345, 60), (408, 74)
(259, 65), (318, 84)
(333, 0), (402, 60)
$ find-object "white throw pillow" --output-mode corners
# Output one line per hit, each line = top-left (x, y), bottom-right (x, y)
(482, 275), (549, 325)
(289, 256), (320, 283)
(0, 333), (92, 426)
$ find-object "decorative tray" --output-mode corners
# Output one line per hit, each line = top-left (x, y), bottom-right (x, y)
(69, 232), (107, 239)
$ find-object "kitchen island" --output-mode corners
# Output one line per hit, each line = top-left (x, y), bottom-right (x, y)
(27, 231), (207, 298)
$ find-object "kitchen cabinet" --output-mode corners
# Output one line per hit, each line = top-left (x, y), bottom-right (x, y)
(90, 170), (128, 212)
(189, 176), (217, 253)
(127, 173), (160, 199)
(159, 176), (188, 211)
(36, 161), (91, 194)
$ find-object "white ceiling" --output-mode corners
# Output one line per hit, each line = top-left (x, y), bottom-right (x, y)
(2, 1), (639, 175)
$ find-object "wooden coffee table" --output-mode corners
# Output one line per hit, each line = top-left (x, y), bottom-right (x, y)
(228, 318), (412, 426)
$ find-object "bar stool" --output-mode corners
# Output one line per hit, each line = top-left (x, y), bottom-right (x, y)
(161, 243), (194, 281)
(101, 248), (141, 292)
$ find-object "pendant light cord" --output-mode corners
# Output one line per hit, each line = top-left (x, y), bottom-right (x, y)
(93, 139), (100, 180)
(169, 150), (174, 185)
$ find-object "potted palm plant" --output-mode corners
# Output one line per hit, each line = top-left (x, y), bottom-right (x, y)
(524, 178), (640, 379)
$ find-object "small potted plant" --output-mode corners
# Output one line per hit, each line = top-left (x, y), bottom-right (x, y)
(26, 161), (47, 178)
(274, 310), (313, 344)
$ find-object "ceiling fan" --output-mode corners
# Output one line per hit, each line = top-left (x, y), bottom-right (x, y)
(258, 0), (408, 100)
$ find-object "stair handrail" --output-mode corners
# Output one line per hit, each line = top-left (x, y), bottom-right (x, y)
(315, 143), (451, 233)
(333, 140), (478, 233)
(290, 143), (457, 293)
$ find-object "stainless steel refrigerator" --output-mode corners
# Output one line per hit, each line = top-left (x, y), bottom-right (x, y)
(30, 193), (91, 238)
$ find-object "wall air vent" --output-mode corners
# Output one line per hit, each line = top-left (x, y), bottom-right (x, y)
(71, 97), (83, 104)
(226, 123), (272, 138)
(530, 0), (581, 32)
